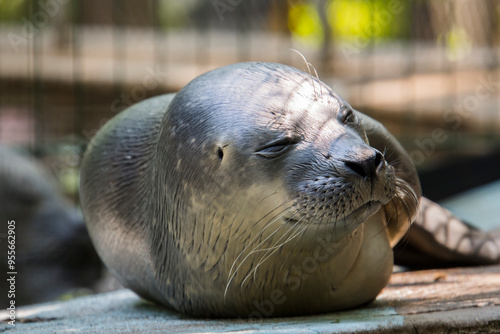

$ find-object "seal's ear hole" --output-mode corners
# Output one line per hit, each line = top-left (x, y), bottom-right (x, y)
(217, 147), (224, 161)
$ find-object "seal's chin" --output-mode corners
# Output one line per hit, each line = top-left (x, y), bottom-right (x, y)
(344, 201), (382, 224)
(284, 201), (382, 228)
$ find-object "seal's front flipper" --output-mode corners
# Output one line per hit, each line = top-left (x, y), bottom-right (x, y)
(394, 197), (500, 269)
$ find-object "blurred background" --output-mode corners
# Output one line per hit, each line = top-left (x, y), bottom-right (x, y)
(1, 0), (500, 305)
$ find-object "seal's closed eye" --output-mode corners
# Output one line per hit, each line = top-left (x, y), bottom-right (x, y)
(217, 147), (224, 160)
(254, 136), (300, 159)
(338, 107), (357, 125)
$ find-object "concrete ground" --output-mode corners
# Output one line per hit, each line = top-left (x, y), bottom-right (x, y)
(1, 264), (499, 333)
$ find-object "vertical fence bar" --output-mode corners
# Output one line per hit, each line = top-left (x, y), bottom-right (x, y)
(196, 0), (210, 71)
(72, 0), (84, 148)
(152, 0), (167, 90)
(32, 0), (43, 156)
(112, 0), (125, 109)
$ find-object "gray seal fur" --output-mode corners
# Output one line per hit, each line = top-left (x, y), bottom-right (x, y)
(80, 62), (423, 317)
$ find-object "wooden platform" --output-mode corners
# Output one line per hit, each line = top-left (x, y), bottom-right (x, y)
(1, 265), (499, 333)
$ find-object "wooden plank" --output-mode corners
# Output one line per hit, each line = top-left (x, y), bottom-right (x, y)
(1, 265), (499, 333)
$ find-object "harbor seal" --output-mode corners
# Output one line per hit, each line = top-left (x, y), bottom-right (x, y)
(80, 62), (500, 318)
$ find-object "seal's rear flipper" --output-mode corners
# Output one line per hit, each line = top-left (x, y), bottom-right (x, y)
(394, 197), (500, 269)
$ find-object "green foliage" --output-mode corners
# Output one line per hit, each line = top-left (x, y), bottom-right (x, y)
(157, 0), (199, 29)
(328, 0), (410, 41)
(287, 0), (410, 48)
(0, 0), (26, 22)
(288, 2), (324, 47)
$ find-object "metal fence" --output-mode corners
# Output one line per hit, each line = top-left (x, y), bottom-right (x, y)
(1, 0), (500, 199)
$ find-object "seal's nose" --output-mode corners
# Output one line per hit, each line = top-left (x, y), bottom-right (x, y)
(344, 149), (384, 179)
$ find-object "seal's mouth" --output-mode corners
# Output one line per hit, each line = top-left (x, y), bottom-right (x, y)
(284, 201), (382, 226)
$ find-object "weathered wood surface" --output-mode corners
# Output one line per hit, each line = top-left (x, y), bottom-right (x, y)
(1, 265), (499, 333)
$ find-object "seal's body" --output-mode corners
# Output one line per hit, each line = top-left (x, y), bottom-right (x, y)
(80, 62), (500, 318)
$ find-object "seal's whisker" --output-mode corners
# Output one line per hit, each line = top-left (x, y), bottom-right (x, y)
(389, 158), (404, 170)
(400, 196), (416, 226)
(279, 209), (312, 270)
(247, 226), (304, 285)
(257, 184), (286, 206)
(246, 204), (303, 259)
(387, 198), (400, 230)
(382, 147), (389, 159)
(227, 201), (293, 280)
(289, 48), (318, 98)
(258, 210), (307, 257)
(244, 216), (309, 286)
(308, 62), (320, 82)
(382, 147), (400, 163)
(395, 177), (419, 222)
(247, 209), (297, 256)
(298, 208), (330, 262)
(289, 48), (312, 76)
(383, 177), (419, 238)
(226, 201), (291, 283)
(268, 219), (309, 257)
(225, 201), (295, 297)
(307, 62), (323, 96)
(238, 207), (299, 288)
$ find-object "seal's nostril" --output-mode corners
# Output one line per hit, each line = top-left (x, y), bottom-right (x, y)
(344, 150), (384, 178)
(345, 161), (368, 178)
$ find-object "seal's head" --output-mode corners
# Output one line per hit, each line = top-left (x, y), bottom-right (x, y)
(148, 62), (419, 316)
(162, 63), (397, 237)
